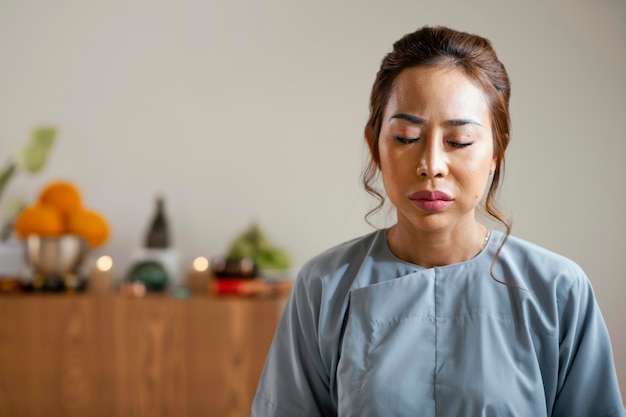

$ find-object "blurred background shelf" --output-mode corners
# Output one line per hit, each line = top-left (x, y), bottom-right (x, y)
(0, 293), (288, 417)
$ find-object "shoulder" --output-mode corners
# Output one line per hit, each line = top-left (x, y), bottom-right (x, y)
(494, 232), (590, 298)
(501, 233), (579, 267)
(290, 229), (387, 308)
(501, 233), (584, 273)
(299, 229), (383, 279)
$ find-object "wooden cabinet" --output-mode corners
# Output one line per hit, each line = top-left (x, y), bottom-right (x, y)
(0, 293), (288, 417)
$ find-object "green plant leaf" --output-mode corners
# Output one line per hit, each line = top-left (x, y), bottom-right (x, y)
(226, 223), (291, 270)
(0, 162), (16, 202)
(19, 126), (56, 173)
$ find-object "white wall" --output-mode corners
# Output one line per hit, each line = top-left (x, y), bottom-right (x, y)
(1, 0), (625, 398)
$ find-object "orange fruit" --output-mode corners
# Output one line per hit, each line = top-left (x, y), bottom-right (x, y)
(14, 203), (64, 238)
(39, 181), (82, 217)
(67, 208), (109, 247)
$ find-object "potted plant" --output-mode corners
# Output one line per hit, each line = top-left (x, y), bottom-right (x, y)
(0, 126), (56, 278)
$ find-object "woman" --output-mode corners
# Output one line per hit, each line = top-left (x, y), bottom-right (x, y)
(252, 26), (625, 416)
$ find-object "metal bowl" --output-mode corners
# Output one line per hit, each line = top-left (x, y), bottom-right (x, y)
(25, 235), (89, 275)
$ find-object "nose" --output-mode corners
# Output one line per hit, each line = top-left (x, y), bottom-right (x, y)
(416, 138), (448, 178)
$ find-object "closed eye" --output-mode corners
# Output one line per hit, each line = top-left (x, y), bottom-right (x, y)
(393, 136), (419, 145)
(447, 141), (473, 148)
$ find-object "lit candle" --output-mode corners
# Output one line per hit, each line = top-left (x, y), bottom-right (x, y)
(88, 255), (114, 295)
(186, 256), (211, 293)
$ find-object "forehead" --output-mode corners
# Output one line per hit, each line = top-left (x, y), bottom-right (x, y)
(385, 65), (490, 119)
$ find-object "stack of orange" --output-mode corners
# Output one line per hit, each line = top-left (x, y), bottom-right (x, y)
(14, 181), (109, 247)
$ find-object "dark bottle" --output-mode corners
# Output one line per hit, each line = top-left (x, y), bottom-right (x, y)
(145, 196), (170, 248)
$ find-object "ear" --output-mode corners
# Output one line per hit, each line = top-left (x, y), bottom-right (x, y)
(365, 127), (376, 153)
(365, 129), (374, 153)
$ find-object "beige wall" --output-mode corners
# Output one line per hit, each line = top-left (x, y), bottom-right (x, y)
(1, 0), (625, 398)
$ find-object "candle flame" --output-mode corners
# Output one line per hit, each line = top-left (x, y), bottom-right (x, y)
(192, 256), (209, 272)
(96, 255), (113, 272)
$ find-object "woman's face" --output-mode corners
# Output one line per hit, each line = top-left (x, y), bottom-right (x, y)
(376, 65), (495, 234)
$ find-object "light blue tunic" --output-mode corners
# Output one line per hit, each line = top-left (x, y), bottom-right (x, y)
(252, 229), (625, 416)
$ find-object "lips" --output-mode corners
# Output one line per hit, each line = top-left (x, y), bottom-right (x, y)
(409, 190), (453, 212)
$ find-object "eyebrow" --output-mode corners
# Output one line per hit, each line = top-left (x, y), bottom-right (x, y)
(390, 113), (483, 127)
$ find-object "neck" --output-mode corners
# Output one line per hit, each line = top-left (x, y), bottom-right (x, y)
(387, 221), (489, 268)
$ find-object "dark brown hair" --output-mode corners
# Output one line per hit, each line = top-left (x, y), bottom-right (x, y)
(363, 25), (512, 239)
